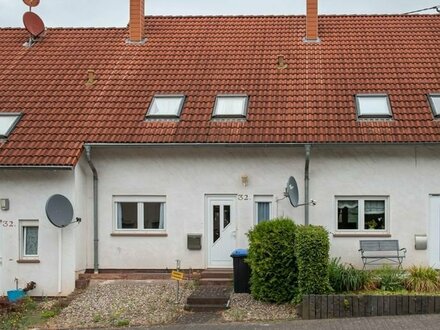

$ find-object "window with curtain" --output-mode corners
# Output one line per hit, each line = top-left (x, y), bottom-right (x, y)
(115, 197), (166, 231)
(256, 202), (271, 224)
(19, 220), (39, 259)
(213, 95), (248, 117)
(336, 197), (387, 232)
(147, 95), (185, 117)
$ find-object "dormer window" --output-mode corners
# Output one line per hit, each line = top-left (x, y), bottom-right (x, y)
(213, 95), (248, 118)
(0, 113), (22, 138)
(146, 95), (185, 118)
(355, 94), (392, 119)
(428, 94), (440, 118)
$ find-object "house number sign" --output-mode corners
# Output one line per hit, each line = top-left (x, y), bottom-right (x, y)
(237, 194), (250, 201)
(1, 220), (14, 228)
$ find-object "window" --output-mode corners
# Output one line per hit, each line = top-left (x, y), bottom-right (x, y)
(115, 196), (165, 231)
(20, 220), (39, 259)
(254, 196), (273, 224)
(0, 113), (22, 138)
(213, 95), (248, 117)
(146, 95), (185, 118)
(355, 95), (392, 118)
(428, 94), (440, 117)
(336, 197), (388, 232)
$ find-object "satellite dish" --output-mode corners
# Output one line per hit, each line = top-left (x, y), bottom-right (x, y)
(23, 11), (45, 38)
(23, 0), (40, 7)
(285, 176), (299, 207)
(46, 194), (74, 228)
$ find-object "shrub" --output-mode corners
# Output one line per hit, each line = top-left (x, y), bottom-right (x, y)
(405, 266), (440, 293)
(328, 258), (370, 292)
(247, 217), (297, 303)
(373, 266), (406, 292)
(295, 225), (331, 297)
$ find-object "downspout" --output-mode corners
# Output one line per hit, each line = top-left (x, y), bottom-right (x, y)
(304, 144), (312, 225)
(85, 145), (99, 274)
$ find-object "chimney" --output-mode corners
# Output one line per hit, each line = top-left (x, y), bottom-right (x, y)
(305, 0), (320, 42)
(128, 0), (145, 44)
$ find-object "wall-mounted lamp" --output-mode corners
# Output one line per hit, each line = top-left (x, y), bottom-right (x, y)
(1, 199), (9, 211)
(241, 175), (249, 187)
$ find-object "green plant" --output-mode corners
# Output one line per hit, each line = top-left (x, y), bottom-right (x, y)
(247, 217), (298, 303)
(40, 310), (56, 319)
(115, 319), (130, 327)
(295, 225), (331, 298)
(328, 258), (370, 292)
(373, 266), (406, 292)
(404, 266), (440, 293)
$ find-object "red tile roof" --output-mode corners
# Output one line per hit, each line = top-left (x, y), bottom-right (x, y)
(1, 15), (440, 166)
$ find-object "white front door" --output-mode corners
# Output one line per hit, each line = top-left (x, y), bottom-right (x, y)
(429, 195), (440, 268)
(207, 196), (237, 268)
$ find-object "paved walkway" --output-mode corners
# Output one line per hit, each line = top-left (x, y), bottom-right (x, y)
(143, 314), (440, 330)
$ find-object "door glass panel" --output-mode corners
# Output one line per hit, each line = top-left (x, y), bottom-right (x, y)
(223, 205), (231, 229)
(213, 205), (220, 243)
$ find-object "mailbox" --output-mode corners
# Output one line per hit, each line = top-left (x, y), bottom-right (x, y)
(187, 234), (202, 250)
(414, 234), (427, 250)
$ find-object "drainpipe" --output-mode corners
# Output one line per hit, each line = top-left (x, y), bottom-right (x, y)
(304, 144), (312, 226)
(85, 145), (99, 274)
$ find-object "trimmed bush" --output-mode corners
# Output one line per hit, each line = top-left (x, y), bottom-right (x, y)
(405, 266), (440, 292)
(295, 225), (330, 297)
(246, 217), (297, 303)
(328, 258), (371, 292)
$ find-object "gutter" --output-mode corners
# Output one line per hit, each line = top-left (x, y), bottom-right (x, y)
(84, 145), (99, 274)
(304, 144), (311, 226)
(0, 165), (73, 170)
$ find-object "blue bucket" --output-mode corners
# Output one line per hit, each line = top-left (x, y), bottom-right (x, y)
(7, 289), (25, 302)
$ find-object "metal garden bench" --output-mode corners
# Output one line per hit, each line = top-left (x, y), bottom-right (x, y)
(359, 240), (407, 269)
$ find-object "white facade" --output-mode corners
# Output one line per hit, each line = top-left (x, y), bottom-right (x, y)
(1, 145), (440, 295)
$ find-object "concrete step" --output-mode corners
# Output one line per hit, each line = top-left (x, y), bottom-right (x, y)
(200, 271), (233, 279)
(78, 273), (173, 281)
(186, 295), (230, 305)
(199, 278), (233, 286)
(184, 304), (229, 312)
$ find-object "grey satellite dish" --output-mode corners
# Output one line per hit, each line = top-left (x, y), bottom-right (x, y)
(285, 176), (299, 207)
(45, 194), (74, 228)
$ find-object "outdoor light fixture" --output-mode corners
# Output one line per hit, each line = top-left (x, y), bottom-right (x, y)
(241, 175), (249, 187)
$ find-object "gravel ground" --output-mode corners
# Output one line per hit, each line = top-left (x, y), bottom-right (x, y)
(46, 280), (194, 329)
(222, 293), (296, 322)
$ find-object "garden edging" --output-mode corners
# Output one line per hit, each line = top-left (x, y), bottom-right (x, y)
(299, 294), (440, 319)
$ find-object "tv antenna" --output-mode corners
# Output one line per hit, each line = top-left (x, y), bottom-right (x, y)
(403, 5), (440, 15)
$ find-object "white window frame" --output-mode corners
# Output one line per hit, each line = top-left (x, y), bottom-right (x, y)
(0, 113), (22, 138)
(146, 95), (185, 118)
(428, 93), (440, 118)
(254, 195), (273, 225)
(19, 220), (39, 259)
(212, 94), (249, 118)
(355, 94), (392, 119)
(113, 196), (166, 233)
(335, 196), (389, 234)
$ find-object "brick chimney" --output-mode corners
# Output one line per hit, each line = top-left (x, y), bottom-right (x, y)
(305, 0), (319, 42)
(128, 0), (145, 44)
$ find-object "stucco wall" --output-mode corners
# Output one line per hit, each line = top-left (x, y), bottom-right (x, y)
(0, 169), (79, 296)
(89, 145), (440, 270)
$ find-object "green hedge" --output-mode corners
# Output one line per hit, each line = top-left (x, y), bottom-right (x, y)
(295, 225), (330, 297)
(246, 217), (298, 303)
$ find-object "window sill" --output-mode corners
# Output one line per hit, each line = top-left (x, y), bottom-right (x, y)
(333, 233), (391, 238)
(17, 259), (40, 264)
(111, 232), (168, 237)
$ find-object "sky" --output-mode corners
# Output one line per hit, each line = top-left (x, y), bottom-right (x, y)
(0, 0), (439, 28)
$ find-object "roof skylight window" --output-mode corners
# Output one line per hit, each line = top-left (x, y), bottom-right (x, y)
(356, 94), (392, 119)
(213, 95), (248, 118)
(0, 113), (22, 138)
(146, 95), (185, 118)
(428, 94), (440, 118)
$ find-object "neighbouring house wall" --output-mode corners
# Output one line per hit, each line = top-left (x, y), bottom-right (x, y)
(73, 156), (92, 276)
(0, 169), (80, 296)
(311, 145), (440, 268)
(89, 147), (305, 270)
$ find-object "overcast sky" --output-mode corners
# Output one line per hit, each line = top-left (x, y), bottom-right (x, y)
(1, 0), (439, 28)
